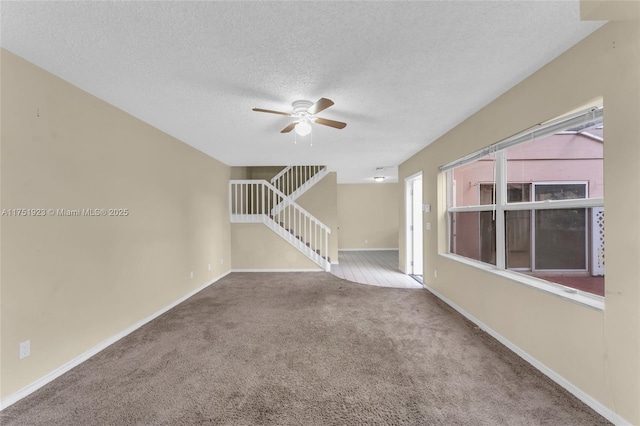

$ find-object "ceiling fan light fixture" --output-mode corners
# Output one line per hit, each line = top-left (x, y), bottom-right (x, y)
(295, 120), (312, 136)
(373, 176), (386, 183)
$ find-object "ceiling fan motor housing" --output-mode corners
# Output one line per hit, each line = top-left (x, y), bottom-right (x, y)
(292, 100), (314, 117)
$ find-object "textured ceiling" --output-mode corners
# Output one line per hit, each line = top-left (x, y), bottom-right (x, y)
(1, 1), (603, 183)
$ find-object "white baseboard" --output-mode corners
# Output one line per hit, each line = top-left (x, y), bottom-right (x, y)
(4, 271), (625, 424)
(0, 270), (232, 411)
(339, 248), (399, 252)
(230, 268), (322, 272)
(421, 282), (630, 426)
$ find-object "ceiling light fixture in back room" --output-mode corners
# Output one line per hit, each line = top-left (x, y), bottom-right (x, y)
(373, 166), (390, 182)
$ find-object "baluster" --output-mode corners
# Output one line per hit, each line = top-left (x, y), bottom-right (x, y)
(325, 229), (329, 266)
(232, 184), (236, 216)
(288, 203), (292, 240)
(229, 183), (232, 218)
(240, 183), (244, 217)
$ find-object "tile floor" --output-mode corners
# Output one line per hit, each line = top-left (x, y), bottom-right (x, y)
(331, 250), (423, 289)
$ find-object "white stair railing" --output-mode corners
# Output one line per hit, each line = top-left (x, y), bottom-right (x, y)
(230, 179), (332, 271)
(271, 165), (327, 198)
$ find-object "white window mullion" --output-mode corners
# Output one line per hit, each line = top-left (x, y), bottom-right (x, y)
(448, 205), (496, 213)
(495, 151), (506, 270)
(503, 197), (603, 211)
(446, 170), (453, 253)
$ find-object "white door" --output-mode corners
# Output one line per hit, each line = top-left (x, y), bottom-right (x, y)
(406, 174), (423, 276)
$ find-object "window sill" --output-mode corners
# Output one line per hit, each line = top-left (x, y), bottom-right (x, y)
(439, 253), (604, 311)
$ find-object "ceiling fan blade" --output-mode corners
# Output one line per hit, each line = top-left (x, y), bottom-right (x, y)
(314, 117), (347, 129)
(280, 122), (297, 133)
(307, 98), (334, 115)
(253, 108), (292, 117)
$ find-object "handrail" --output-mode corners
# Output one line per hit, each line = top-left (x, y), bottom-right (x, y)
(230, 179), (331, 234)
(270, 166), (292, 185)
(270, 165), (325, 197)
(229, 179), (332, 270)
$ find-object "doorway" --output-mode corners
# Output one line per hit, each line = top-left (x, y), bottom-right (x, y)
(405, 173), (423, 281)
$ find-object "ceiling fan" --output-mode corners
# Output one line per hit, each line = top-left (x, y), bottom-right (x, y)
(253, 98), (347, 136)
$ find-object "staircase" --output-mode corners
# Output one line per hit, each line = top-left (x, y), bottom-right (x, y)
(271, 165), (329, 199)
(230, 167), (331, 271)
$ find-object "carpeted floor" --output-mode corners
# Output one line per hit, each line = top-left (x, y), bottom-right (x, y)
(1, 272), (609, 425)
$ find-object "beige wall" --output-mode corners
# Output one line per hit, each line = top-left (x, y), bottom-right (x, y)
(337, 184), (399, 250)
(230, 166), (249, 180)
(230, 224), (321, 270)
(0, 49), (232, 399)
(229, 166), (286, 182)
(399, 21), (639, 424)
(581, 0), (640, 21)
(296, 172), (339, 262)
(247, 166), (285, 182)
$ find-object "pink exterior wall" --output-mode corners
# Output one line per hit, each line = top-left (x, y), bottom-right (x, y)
(451, 134), (603, 264)
(453, 134), (604, 206)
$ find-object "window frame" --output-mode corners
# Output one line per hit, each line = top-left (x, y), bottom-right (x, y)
(473, 180), (591, 273)
(442, 107), (604, 309)
(530, 181), (589, 273)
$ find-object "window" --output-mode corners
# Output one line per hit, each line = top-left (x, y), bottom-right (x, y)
(444, 107), (604, 298)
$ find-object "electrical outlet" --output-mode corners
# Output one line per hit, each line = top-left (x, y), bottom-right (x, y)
(434, 269), (438, 278)
(190, 271), (194, 279)
(220, 258), (224, 265)
(19, 340), (30, 359)
(364, 239), (368, 244)
(208, 263), (212, 271)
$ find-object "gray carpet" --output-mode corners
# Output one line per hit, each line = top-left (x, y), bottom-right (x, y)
(1, 272), (609, 425)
